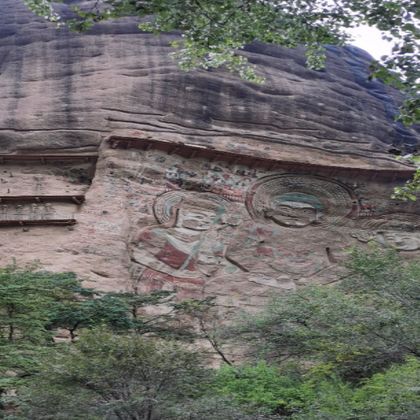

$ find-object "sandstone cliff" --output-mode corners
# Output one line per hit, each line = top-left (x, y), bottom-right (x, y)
(0, 0), (419, 308)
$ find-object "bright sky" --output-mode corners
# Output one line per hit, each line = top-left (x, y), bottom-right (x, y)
(348, 26), (393, 60)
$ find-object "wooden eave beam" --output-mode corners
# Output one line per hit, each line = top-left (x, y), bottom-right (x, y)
(0, 154), (98, 164)
(0, 219), (77, 227)
(0, 195), (86, 204)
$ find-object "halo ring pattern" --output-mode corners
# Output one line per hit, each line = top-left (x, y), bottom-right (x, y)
(154, 191), (231, 224)
(245, 174), (354, 228)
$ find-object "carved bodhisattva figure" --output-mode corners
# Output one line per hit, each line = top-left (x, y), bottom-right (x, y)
(131, 191), (241, 298)
(352, 213), (420, 251)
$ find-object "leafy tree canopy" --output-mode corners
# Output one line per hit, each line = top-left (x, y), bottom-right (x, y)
(210, 358), (420, 418)
(0, 264), (191, 406)
(24, 1), (419, 125)
(393, 154), (420, 200)
(2, 251), (420, 419)
(213, 361), (303, 416)
(0, 265), (92, 406)
(235, 248), (420, 381)
(16, 333), (420, 419)
(16, 329), (238, 419)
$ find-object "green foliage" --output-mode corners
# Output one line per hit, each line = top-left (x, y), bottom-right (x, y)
(22, 0), (61, 23)
(165, 395), (278, 420)
(0, 264), (87, 344)
(393, 167), (420, 201)
(17, 329), (210, 419)
(344, 247), (419, 300)
(173, 297), (235, 365)
(237, 249), (420, 381)
(209, 357), (420, 419)
(0, 264), (191, 410)
(49, 289), (180, 339)
(0, 264), (182, 345)
(213, 362), (303, 415)
(2, 251), (419, 419)
(292, 358), (420, 419)
(209, 358), (420, 419)
(0, 264), (92, 407)
(351, 357), (420, 419)
(15, 331), (282, 419)
(291, 372), (355, 419)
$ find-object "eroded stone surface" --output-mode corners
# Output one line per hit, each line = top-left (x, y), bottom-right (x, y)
(2, 132), (418, 314)
(0, 1), (419, 313)
(1, 1), (419, 164)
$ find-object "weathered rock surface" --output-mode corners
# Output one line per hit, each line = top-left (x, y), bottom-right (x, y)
(0, 0), (419, 310)
(1, 0), (418, 164)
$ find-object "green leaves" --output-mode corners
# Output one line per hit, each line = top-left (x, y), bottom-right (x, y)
(22, 0), (62, 23)
(219, 250), (420, 417)
(0, 265), (189, 410)
(17, 330), (210, 419)
(0, 265), (84, 344)
(0, 266), (89, 405)
(292, 357), (420, 419)
(393, 167), (420, 201)
(213, 362), (303, 415)
(2, 254), (419, 419)
(237, 249), (420, 381)
(351, 357), (420, 419)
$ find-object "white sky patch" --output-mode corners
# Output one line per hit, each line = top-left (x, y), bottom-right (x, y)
(347, 25), (393, 60)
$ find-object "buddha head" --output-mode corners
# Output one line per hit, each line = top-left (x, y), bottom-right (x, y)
(376, 230), (420, 251)
(154, 191), (230, 231)
(246, 175), (352, 229)
(264, 192), (324, 228)
(177, 198), (225, 231)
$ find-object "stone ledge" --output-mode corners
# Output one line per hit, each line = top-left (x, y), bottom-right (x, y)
(107, 131), (416, 181)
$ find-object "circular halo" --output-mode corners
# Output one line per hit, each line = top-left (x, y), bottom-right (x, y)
(246, 174), (354, 227)
(154, 191), (231, 224)
(357, 212), (420, 231)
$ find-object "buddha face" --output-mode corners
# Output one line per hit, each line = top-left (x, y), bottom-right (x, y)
(178, 206), (221, 231)
(265, 193), (324, 228)
(376, 231), (420, 251)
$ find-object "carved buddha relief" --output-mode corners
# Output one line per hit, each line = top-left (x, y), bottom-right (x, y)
(264, 192), (323, 227)
(246, 174), (355, 228)
(131, 191), (243, 298)
(221, 174), (354, 286)
(351, 213), (420, 251)
(129, 169), (419, 306)
(201, 174), (355, 307)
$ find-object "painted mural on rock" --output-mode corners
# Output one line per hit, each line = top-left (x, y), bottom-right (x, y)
(102, 134), (420, 310)
(0, 133), (419, 312)
(0, 136), (420, 313)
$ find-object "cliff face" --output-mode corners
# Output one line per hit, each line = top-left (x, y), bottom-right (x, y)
(1, 0), (418, 163)
(0, 1), (419, 308)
